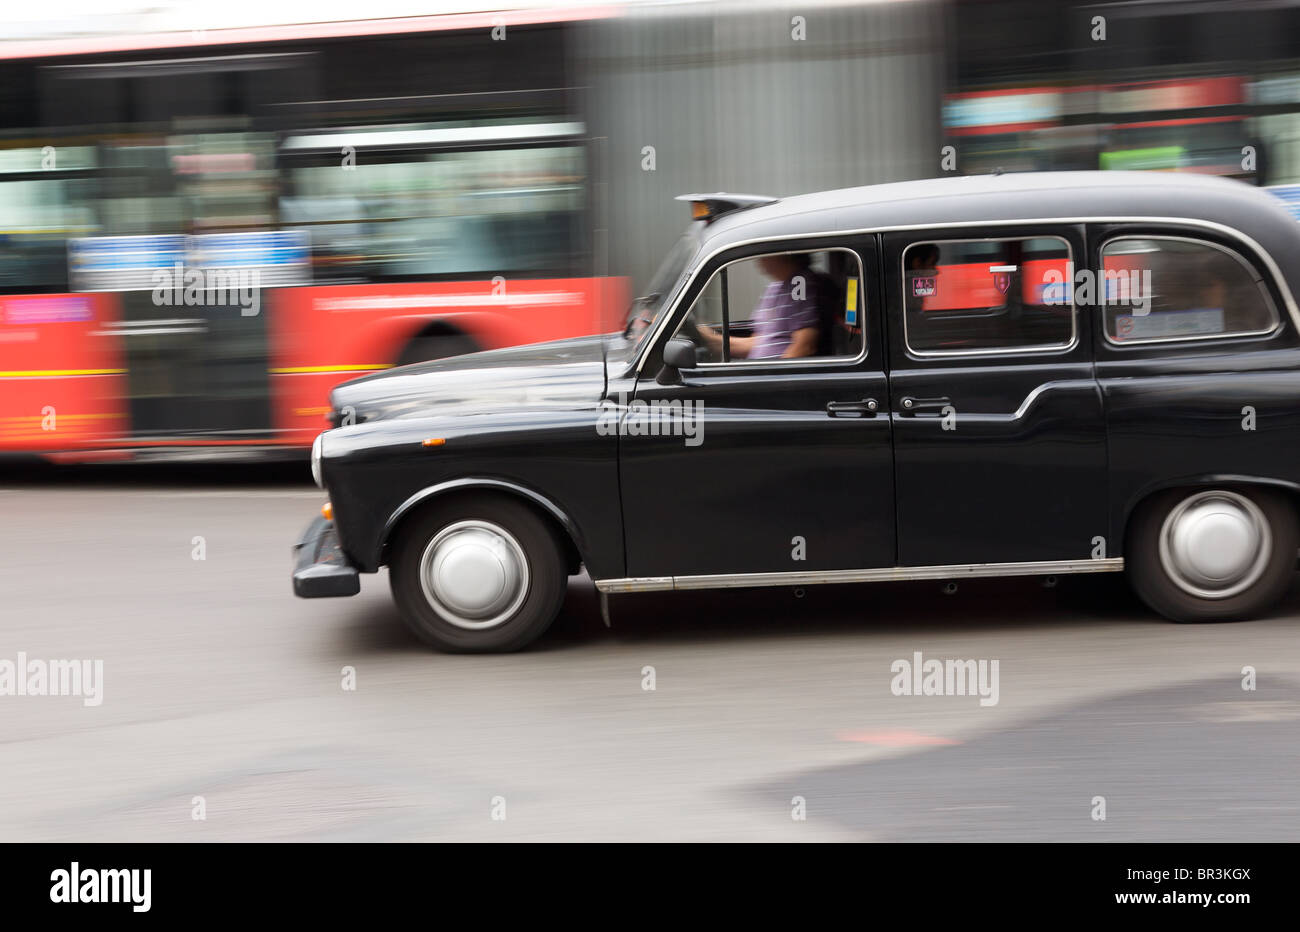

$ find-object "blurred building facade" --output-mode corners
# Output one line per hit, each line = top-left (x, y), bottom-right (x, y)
(945, 0), (1300, 188)
(5, 0), (1300, 455)
(581, 0), (947, 289)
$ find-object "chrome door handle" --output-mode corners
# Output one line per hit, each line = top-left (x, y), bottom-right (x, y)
(826, 398), (878, 417)
(899, 395), (951, 415)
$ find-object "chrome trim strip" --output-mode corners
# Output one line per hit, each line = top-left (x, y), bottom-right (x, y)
(633, 215), (1300, 375)
(889, 380), (1086, 422)
(598, 576), (674, 593)
(1007, 380), (1095, 421)
(594, 558), (1125, 593)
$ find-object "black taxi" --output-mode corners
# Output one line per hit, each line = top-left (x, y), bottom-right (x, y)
(293, 171), (1300, 652)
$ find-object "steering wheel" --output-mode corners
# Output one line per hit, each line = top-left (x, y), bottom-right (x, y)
(678, 312), (704, 341)
(682, 312), (730, 363)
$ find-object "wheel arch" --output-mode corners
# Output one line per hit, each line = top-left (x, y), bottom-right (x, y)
(1118, 474), (1300, 555)
(395, 318), (483, 363)
(379, 478), (586, 575)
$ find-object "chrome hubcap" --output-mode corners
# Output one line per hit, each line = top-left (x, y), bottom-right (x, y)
(419, 520), (530, 629)
(1158, 491), (1271, 600)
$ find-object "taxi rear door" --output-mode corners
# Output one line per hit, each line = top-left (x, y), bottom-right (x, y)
(882, 224), (1110, 568)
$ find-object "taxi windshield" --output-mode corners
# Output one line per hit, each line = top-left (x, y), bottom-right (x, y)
(624, 231), (698, 349)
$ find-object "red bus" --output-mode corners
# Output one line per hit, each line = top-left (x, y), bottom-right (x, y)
(0, 10), (624, 459)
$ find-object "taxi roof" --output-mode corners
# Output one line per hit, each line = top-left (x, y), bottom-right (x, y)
(698, 172), (1300, 286)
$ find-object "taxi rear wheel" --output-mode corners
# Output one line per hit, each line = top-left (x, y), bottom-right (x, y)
(1126, 486), (1297, 623)
(389, 495), (567, 652)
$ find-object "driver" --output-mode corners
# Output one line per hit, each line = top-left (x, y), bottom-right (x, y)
(695, 253), (822, 359)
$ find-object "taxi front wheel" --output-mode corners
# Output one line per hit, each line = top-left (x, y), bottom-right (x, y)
(389, 495), (568, 652)
(1126, 486), (1298, 623)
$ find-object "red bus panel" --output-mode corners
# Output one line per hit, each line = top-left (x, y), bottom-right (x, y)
(268, 277), (627, 445)
(0, 293), (125, 451)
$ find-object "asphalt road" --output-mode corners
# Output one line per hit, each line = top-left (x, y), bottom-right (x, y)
(2, 463), (1299, 841)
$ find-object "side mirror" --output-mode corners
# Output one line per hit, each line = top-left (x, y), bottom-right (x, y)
(657, 338), (697, 385)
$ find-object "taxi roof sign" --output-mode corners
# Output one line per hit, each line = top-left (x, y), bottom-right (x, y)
(676, 192), (779, 222)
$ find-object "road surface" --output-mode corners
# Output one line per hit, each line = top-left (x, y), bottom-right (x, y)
(2, 464), (1298, 841)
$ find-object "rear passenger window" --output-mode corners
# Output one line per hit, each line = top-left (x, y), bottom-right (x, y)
(1101, 237), (1278, 344)
(902, 237), (1074, 354)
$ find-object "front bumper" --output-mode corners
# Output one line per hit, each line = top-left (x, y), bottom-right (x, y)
(292, 515), (361, 598)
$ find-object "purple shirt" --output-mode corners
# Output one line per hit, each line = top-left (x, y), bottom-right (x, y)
(750, 276), (822, 358)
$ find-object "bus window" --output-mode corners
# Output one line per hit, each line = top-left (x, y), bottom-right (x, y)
(0, 146), (98, 293)
(280, 132), (585, 283)
(96, 132), (278, 235)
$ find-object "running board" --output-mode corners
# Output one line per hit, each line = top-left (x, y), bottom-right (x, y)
(593, 558), (1125, 594)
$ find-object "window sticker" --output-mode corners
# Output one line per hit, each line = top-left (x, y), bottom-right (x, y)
(989, 265), (1017, 295)
(1113, 308), (1225, 341)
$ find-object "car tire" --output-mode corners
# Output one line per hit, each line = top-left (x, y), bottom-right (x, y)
(389, 495), (568, 652)
(1126, 486), (1298, 623)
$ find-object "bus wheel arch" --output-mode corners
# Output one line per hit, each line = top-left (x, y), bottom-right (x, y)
(395, 321), (483, 366)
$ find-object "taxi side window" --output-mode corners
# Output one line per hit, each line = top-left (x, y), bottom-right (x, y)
(673, 247), (866, 364)
(1100, 237), (1279, 344)
(902, 237), (1075, 354)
